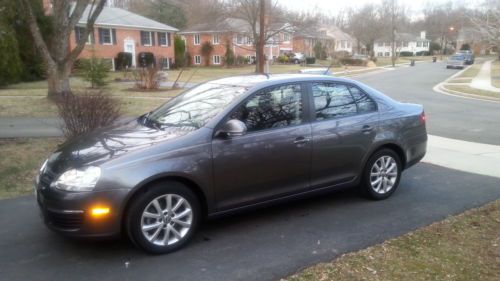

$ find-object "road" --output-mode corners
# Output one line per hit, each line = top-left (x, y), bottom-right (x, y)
(354, 62), (500, 145)
(1, 164), (499, 281)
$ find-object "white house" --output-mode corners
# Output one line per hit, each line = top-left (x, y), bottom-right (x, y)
(374, 31), (430, 57)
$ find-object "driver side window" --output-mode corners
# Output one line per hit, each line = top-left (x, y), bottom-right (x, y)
(230, 84), (303, 132)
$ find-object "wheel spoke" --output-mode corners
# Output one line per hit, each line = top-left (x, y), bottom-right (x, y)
(166, 194), (172, 212)
(172, 217), (191, 228)
(143, 211), (161, 219)
(175, 208), (192, 219)
(142, 222), (162, 232)
(148, 225), (163, 241)
(152, 199), (162, 213)
(162, 226), (171, 245)
(387, 163), (397, 173)
(170, 226), (182, 239)
(371, 177), (382, 186)
(172, 198), (184, 212)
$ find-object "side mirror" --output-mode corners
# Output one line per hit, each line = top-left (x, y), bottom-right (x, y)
(219, 119), (247, 138)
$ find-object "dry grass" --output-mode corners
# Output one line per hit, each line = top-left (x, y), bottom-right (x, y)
(285, 200), (500, 281)
(456, 64), (481, 79)
(443, 85), (500, 99)
(491, 61), (500, 88)
(0, 138), (63, 199)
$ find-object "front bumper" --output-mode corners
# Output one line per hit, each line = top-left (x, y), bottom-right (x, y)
(35, 181), (130, 238)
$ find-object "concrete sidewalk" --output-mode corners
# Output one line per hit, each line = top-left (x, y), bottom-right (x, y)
(470, 60), (500, 93)
(423, 135), (500, 178)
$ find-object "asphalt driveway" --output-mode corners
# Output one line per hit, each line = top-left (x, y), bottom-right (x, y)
(1, 163), (499, 281)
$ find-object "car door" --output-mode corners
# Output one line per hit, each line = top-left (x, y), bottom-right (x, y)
(309, 82), (378, 188)
(212, 83), (312, 211)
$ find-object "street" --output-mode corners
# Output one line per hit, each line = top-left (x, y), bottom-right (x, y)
(1, 62), (500, 281)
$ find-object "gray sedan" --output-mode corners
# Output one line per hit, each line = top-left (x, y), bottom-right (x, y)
(35, 74), (427, 254)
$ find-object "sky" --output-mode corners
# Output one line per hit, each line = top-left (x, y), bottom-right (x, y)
(278, 0), (477, 18)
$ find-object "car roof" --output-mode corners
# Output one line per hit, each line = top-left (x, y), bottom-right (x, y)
(205, 74), (351, 88)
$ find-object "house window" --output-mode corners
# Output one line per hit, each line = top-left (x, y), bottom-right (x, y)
(99, 28), (113, 45)
(341, 41), (346, 48)
(246, 55), (251, 63)
(236, 34), (243, 45)
(158, 32), (168, 46)
(385, 42), (390, 47)
(213, 55), (221, 65)
(417, 41), (423, 47)
(347, 41), (351, 48)
(377, 52), (383, 57)
(194, 55), (201, 65)
(194, 34), (200, 45)
(75, 26), (93, 44)
(141, 31), (154, 46)
(403, 41), (409, 47)
(213, 34), (220, 45)
(423, 41), (429, 47)
(385, 52), (390, 57)
(283, 33), (290, 42)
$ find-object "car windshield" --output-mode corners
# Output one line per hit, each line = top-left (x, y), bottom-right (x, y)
(144, 83), (248, 130)
(451, 55), (465, 60)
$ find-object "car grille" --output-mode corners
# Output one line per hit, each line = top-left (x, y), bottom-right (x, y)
(45, 209), (84, 231)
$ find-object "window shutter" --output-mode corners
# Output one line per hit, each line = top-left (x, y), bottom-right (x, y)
(98, 28), (104, 45)
(112, 29), (117, 45)
(74, 27), (80, 43)
(151, 32), (155, 46)
(157, 32), (161, 46)
(140, 31), (145, 45)
(167, 32), (171, 46)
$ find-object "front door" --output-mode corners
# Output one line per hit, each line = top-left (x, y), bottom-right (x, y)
(212, 83), (312, 211)
(124, 39), (136, 67)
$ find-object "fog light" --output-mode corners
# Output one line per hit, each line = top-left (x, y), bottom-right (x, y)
(90, 207), (110, 217)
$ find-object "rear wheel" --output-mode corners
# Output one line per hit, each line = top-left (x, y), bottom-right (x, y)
(126, 181), (201, 254)
(360, 149), (402, 200)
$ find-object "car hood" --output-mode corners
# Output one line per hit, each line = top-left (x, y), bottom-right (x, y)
(47, 118), (195, 174)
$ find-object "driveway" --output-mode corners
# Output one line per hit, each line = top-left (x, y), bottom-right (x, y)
(0, 164), (499, 281)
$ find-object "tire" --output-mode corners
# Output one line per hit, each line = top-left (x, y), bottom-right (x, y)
(126, 181), (201, 254)
(359, 149), (402, 200)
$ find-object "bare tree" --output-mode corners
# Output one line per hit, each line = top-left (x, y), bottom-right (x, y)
(20, 0), (107, 98)
(470, 1), (500, 59)
(347, 4), (385, 58)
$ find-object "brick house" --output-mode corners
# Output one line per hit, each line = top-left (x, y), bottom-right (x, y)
(293, 30), (335, 58)
(179, 18), (294, 66)
(54, 4), (179, 69)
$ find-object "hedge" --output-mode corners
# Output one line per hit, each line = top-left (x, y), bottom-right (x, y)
(339, 58), (367, 66)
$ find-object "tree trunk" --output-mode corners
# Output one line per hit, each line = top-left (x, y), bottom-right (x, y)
(47, 62), (73, 99)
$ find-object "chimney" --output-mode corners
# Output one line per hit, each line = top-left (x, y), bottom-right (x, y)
(420, 31), (426, 40)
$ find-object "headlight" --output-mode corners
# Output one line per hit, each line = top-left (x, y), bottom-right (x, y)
(53, 166), (101, 192)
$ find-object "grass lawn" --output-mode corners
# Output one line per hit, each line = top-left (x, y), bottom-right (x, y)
(375, 56), (434, 67)
(456, 63), (481, 79)
(0, 138), (62, 199)
(491, 60), (500, 88)
(285, 199), (500, 281)
(443, 84), (500, 100)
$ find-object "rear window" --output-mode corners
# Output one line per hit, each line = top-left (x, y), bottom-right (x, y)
(451, 55), (465, 60)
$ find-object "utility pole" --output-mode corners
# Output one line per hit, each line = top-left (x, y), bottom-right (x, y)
(391, 0), (396, 67)
(258, 0), (266, 74)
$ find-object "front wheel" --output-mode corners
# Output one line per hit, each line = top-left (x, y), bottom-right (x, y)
(126, 181), (201, 254)
(360, 149), (402, 200)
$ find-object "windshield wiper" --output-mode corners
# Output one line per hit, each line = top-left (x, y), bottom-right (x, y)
(141, 112), (162, 130)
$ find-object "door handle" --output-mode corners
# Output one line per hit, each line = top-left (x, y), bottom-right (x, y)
(362, 125), (373, 133)
(294, 137), (310, 145)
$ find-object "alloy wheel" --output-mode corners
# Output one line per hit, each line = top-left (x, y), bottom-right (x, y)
(369, 155), (398, 194)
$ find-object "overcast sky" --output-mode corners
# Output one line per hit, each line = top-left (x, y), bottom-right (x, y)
(279, 0), (477, 18)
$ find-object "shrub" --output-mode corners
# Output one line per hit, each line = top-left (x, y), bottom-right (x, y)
(313, 42), (327, 60)
(138, 52), (156, 67)
(416, 51), (430, 56)
(278, 55), (289, 63)
(399, 51), (414, 57)
(55, 91), (121, 140)
(0, 27), (22, 87)
(185, 52), (192, 67)
(76, 56), (109, 88)
(115, 52), (132, 70)
(174, 36), (186, 68)
(306, 57), (316, 64)
(133, 66), (163, 90)
(224, 42), (235, 66)
(236, 55), (247, 65)
(460, 43), (471, 51)
(339, 58), (367, 66)
(201, 41), (214, 66)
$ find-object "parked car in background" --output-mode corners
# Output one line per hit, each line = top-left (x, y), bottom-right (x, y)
(457, 50), (475, 65)
(35, 74), (427, 254)
(290, 52), (305, 64)
(446, 54), (466, 69)
(299, 68), (333, 75)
